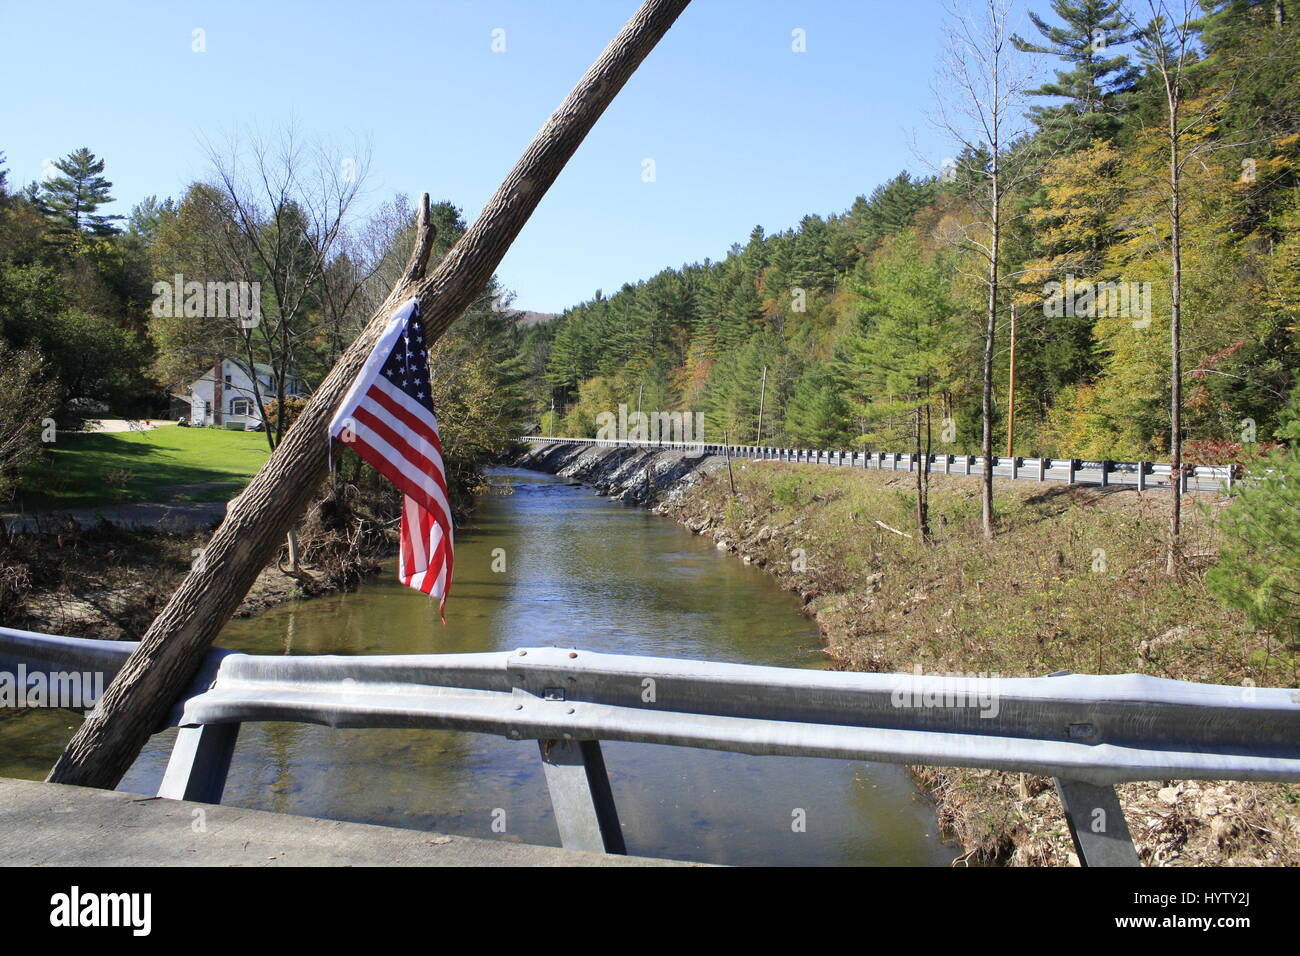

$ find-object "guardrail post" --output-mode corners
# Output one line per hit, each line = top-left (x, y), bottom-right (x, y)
(1100, 460), (1110, 487)
(537, 738), (626, 855)
(1067, 459), (1077, 485)
(963, 455), (972, 476)
(1053, 778), (1140, 868)
(157, 723), (241, 804)
(1037, 457), (1046, 482)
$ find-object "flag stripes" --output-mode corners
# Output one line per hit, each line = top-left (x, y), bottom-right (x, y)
(327, 298), (453, 619)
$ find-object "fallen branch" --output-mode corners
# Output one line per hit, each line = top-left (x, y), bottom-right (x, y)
(875, 519), (913, 539)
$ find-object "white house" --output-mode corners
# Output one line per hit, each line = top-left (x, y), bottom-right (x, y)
(180, 358), (306, 428)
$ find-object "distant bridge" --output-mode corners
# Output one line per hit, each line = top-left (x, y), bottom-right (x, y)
(528, 436), (1244, 495)
(3, 626), (1297, 867)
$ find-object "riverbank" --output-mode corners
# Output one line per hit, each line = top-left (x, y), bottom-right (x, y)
(0, 487), (396, 641)
(515, 440), (1300, 866)
(24, 465), (940, 865)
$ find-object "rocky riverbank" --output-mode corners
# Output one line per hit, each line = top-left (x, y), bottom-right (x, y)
(514, 440), (728, 504)
(0, 487), (396, 642)
(514, 440), (1300, 867)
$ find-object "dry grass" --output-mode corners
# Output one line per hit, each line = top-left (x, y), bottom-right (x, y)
(661, 459), (1300, 866)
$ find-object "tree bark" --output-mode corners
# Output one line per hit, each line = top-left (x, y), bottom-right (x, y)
(982, 28), (1004, 543)
(1166, 83), (1183, 575)
(915, 403), (931, 543)
(212, 356), (223, 427)
(982, 175), (1000, 542)
(47, 0), (692, 790)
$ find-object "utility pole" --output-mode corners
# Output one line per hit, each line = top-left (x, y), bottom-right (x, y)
(1006, 302), (1017, 459)
(756, 365), (767, 445)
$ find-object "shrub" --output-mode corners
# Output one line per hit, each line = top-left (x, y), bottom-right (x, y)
(0, 344), (57, 503)
(1207, 447), (1300, 642)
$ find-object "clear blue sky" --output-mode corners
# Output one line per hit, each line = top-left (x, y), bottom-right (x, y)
(0, 0), (1030, 313)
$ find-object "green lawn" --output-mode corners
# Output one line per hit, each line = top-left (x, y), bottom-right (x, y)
(16, 426), (271, 509)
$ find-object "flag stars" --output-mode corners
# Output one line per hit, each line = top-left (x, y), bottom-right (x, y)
(373, 309), (437, 414)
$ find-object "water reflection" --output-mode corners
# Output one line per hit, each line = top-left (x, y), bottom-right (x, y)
(4, 469), (955, 866)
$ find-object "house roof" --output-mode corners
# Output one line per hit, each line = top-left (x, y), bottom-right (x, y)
(227, 358), (279, 379)
(188, 359), (300, 388)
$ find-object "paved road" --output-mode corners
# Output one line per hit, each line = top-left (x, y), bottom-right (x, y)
(0, 777), (693, 867)
(531, 440), (1233, 495)
(857, 457), (1226, 495)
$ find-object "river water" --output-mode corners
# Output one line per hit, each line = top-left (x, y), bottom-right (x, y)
(2, 468), (954, 866)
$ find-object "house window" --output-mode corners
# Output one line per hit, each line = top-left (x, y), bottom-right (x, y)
(224, 375), (232, 387)
(230, 398), (254, 417)
(204, 401), (212, 418)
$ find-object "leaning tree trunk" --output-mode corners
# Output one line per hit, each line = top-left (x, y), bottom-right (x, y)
(48, 0), (693, 790)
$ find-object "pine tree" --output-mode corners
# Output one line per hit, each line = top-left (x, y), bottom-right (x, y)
(1206, 444), (1300, 640)
(1013, 0), (1139, 149)
(848, 171), (938, 256)
(1196, 0), (1288, 52)
(837, 232), (959, 540)
(37, 147), (123, 240)
(784, 369), (854, 446)
(126, 195), (175, 244)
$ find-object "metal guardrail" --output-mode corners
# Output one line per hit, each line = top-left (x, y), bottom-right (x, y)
(527, 437), (1245, 494)
(3, 627), (1298, 866)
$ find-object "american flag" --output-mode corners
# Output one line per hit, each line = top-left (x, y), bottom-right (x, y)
(329, 298), (453, 620)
